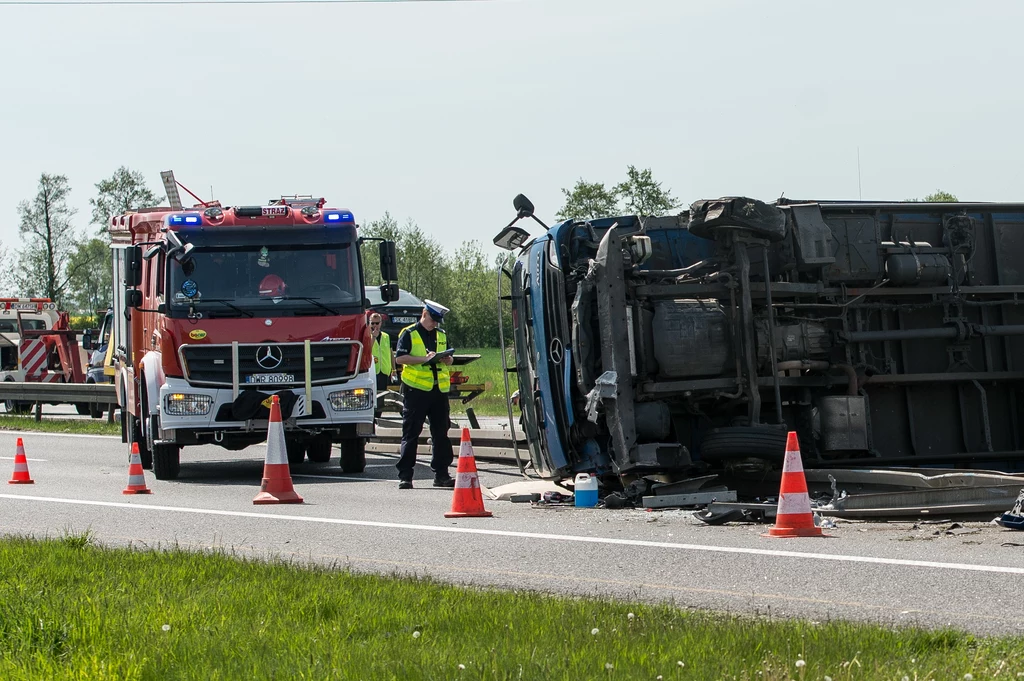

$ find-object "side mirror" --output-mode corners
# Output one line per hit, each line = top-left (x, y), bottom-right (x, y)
(81, 329), (95, 351)
(513, 194), (535, 218)
(379, 240), (399, 283)
(174, 242), (195, 262)
(126, 246), (143, 287)
(379, 283), (399, 303)
(144, 245), (162, 260)
(493, 225), (532, 251)
(125, 289), (143, 309)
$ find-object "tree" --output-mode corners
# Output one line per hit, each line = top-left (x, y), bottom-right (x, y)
(614, 165), (679, 216)
(0, 240), (10, 295)
(556, 179), (618, 220)
(90, 166), (159, 232)
(65, 238), (112, 321)
(906, 190), (958, 203)
(13, 173), (80, 305)
(923, 190), (958, 203)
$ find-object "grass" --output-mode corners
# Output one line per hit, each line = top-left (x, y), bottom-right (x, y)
(0, 414), (120, 436)
(452, 347), (517, 418)
(1, 535), (1023, 680)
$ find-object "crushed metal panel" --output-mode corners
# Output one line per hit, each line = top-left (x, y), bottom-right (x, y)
(643, 490), (737, 509)
(594, 225), (639, 472)
(819, 484), (1024, 518)
(789, 204), (836, 267)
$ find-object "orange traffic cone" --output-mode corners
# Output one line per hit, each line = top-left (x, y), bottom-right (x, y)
(8, 437), (34, 484)
(444, 428), (492, 518)
(253, 395), (303, 505)
(123, 442), (152, 494)
(765, 431), (824, 538)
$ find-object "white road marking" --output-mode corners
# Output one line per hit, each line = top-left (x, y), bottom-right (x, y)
(2, 492), (1023, 576)
(292, 473), (388, 482)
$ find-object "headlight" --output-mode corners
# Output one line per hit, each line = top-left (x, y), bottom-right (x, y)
(164, 393), (213, 416)
(328, 388), (372, 411)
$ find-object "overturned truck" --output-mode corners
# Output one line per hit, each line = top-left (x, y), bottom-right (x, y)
(494, 195), (1024, 483)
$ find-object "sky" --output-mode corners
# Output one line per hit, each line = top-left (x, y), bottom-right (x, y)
(1, 0), (1022, 262)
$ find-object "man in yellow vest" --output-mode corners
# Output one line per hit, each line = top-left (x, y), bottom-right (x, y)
(369, 313), (395, 418)
(394, 299), (455, 489)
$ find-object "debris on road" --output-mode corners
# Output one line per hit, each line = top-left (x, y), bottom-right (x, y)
(995, 488), (1024, 530)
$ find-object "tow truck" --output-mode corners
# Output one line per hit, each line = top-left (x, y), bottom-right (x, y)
(109, 172), (399, 480)
(1, 298), (89, 414)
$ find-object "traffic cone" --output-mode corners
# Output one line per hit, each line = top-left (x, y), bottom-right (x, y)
(765, 431), (825, 538)
(8, 437), (34, 484)
(122, 442), (152, 494)
(253, 395), (303, 505)
(444, 428), (492, 518)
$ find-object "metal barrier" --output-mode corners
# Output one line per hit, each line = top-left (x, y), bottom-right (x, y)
(0, 382), (117, 422)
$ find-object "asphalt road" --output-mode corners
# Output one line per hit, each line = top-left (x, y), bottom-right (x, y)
(2, 430), (1024, 636)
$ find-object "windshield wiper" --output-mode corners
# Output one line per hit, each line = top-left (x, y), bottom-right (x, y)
(288, 297), (341, 315)
(196, 298), (255, 318)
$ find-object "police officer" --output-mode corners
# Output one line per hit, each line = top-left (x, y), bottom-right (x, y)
(369, 312), (395, 419)
(394, 300), (455, 489)
(369, 313), (395, 392)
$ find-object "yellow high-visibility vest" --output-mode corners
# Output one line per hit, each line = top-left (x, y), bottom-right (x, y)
(400, 325), (449, 392)
(372, 332), (392, 376)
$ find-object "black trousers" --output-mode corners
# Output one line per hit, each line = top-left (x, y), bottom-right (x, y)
(397, 386), (454, 481)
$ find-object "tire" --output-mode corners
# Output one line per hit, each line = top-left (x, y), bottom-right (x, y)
(306, 433), (333, 464)
(75, 403), (90, 416)
(152, 443), (181, 480)
(698, 425), (790, 464)
(129, 414), (153, 469)
(86, 379), (104, 419)
(4, 378), (31, 414)
(285, 437), (306, 467)
(340, 438), (366, 474)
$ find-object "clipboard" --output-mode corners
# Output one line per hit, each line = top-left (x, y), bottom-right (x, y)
(427, 348), (456, 364)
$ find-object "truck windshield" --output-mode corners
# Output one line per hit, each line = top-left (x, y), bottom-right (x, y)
(168, 243), (361, 317)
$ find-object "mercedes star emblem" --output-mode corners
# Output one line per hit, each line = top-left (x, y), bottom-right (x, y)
(255, 345), (284, 370)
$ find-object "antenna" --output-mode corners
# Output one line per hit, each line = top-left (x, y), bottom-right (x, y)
(857, 146), (863, 200)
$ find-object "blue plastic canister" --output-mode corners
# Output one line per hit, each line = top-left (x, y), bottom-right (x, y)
(574, 473), (598, 508)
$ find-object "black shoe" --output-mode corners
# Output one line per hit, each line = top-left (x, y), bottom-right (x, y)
(432, 476), (456, 488)
(398, 480), (413, 490)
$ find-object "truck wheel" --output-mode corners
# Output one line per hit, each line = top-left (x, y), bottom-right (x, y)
(3, 377), (31, 414)
(306, 433), (333, 464)
(285, 437), (306, 467)
(86, 378), (104, 419)
(75, 403), (90, 416)
(340, 438), (366, 473)
(152, 443), (181, 480)
(129, 415), (153, 470)
(698, 425), (789, 465)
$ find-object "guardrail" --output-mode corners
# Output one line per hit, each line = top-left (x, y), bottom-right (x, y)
(0, 382), (117, 422)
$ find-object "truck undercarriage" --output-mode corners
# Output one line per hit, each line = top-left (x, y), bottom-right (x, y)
(499, 196), (1024, 485)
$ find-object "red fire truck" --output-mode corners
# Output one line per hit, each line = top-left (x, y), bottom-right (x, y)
(108, 182), (398, 480)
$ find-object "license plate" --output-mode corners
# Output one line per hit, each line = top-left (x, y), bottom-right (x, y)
(245, 373), (295, 384)
(392, 316), (416, 324)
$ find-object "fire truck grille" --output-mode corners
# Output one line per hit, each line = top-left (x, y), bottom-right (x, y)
(179, 342), (358, 387)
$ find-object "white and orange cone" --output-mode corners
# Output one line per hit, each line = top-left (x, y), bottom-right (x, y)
(123, 442), (152, 494)
(253, 395), (303, 505)
(765, 431), (824, 538)
(444, 428), (492, 518)
(8, 437), (34, 485)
